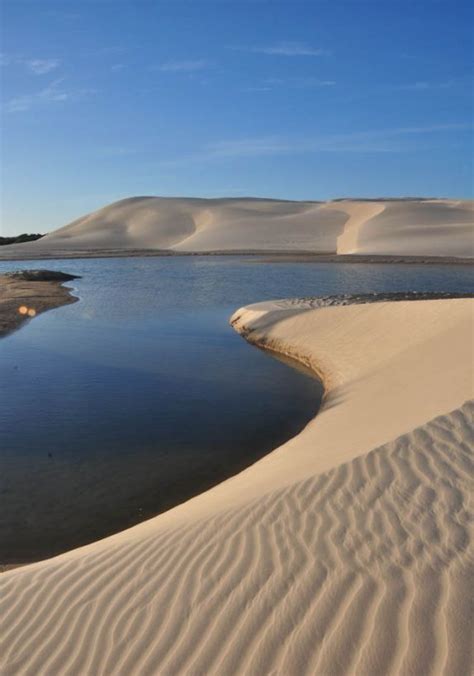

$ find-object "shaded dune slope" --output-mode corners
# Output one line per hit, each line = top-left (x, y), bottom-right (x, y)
(4, 196), (473, 257)
(38, 196), (347, 253)
(1, 298), (473, 675)
(338, 200), (474, 256)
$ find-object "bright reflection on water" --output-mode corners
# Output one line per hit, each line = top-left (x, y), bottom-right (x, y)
(0, 256), (472, 562)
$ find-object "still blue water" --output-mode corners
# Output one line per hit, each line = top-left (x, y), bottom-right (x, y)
(0, 256), (472, 562)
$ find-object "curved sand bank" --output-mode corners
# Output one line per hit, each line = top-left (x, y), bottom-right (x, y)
(1, 196), (472, 259)
(1, 297), (473, 675)
(0, 271), (78, 337)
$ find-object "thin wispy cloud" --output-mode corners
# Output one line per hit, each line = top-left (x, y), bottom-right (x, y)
(378, 123), (470, 134)
(4, 78), (94, 113)
(230, 42), (328, 56)
(156, 59), (210, 72)
(211, 124), (470, 156)
(246, 76), (335, 92)
(207, 135), (386, 159)
(297, 77), (335, 88)
(1, 54), (61, 74)
(394, 80), (458, 91)
(242, 86), (273, 93)
(24, 58), (60, 74)
(159, 123), (471, 166)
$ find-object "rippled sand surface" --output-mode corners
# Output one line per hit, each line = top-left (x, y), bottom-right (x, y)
(1, 297), (472, 675)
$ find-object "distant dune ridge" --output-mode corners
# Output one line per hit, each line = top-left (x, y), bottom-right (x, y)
(1, 297), (472, 675)
(3, 196), (473, 257)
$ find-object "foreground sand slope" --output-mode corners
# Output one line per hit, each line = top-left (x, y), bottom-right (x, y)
(1, 298), (473, 675)
(3, 196), (473, 258)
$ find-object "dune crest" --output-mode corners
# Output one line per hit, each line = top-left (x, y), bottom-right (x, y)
(1, 297), (472, 675)
(2, 196), (472, 258)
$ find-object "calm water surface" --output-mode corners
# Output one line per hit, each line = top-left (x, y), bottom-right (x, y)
(0, 256), (472, 562)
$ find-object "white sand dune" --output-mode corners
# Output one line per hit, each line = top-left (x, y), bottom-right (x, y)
(333, 199), (474, 256)
(1, 297), (473, 675)
(2, 196), (473, 258)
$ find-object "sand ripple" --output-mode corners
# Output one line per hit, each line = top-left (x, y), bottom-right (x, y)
(1, 401), (472, 675)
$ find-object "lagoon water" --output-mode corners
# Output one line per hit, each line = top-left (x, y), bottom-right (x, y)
(1, 256), (473, 563)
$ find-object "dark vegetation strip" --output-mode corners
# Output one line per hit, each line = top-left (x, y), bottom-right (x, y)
(0, 233), (44, 246)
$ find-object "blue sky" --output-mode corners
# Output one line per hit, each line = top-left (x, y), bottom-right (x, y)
(1, 0), (472, 235)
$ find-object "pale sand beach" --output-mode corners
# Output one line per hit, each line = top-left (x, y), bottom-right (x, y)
(1, 296), (472, 675)
(1, 196), (473, 260)
(0, 271), (78, 337)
